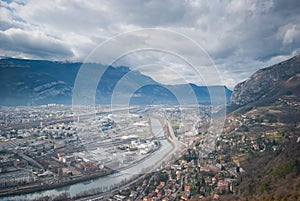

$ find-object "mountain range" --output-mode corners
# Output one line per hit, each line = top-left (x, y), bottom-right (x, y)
(0, 58), (232, 106)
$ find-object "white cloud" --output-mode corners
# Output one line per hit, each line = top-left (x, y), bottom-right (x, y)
(283, 25), (300, 45)
(0, 0), (299, 88)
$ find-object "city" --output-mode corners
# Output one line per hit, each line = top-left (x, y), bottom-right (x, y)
(1, 1), (300, 200)
(0, 104), (222, 200)
(1, 97), (299, 200)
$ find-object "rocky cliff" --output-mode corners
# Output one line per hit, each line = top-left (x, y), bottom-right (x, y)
(231, 54), (300, 106)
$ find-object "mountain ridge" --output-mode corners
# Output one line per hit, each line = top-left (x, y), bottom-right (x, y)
(231, 54), (300, 106)
(0, 58), (232, 106)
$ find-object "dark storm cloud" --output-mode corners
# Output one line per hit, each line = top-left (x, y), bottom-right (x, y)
(0, 28), (74, 59)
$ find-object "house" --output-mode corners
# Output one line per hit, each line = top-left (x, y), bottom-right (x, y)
(160, 181), (165, 187)
(184, 185), (190, 192)
(200, 166), (220, 172)
(181, 193), (189, 200)
(218, 180), (229, 192)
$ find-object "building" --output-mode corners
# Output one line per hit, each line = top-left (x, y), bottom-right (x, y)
(0, 170), (34, 188)
(83, 161), (98, 172)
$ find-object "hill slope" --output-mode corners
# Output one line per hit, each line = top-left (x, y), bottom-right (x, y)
(222, 54), (300, 200)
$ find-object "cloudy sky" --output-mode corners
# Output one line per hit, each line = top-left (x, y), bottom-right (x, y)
(1, 0), (300, 88)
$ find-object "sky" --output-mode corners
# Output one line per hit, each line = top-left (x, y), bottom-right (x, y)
(0, 0), (300, 88)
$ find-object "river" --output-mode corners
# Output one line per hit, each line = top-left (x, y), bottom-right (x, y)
(0, 117), (173, 201)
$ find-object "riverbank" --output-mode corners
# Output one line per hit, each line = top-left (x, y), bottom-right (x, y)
(0, 141), (162, 199)
(0, 170), (114, 198)
(0, 143), (164, 199)
(0, 116), (174, 201)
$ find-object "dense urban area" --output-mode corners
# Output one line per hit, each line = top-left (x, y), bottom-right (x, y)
(0, 96), (299, 201)
(0, 104), (216, 200)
